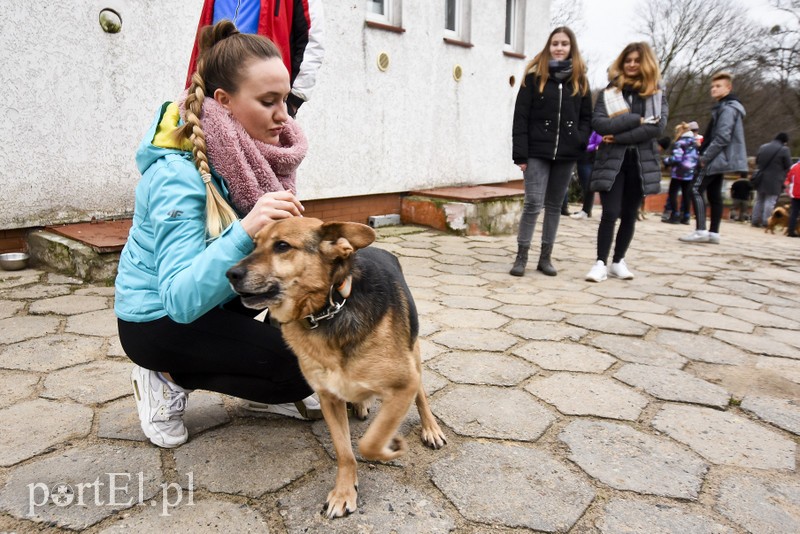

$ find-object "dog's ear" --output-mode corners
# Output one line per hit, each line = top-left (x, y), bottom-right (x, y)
(319, 222), (376, 259)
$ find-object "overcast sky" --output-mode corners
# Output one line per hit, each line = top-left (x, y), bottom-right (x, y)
(568, 0), (786, 88)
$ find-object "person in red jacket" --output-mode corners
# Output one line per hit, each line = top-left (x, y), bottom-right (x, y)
(785, 160), (800, 237)
(187, 0), (325, 117)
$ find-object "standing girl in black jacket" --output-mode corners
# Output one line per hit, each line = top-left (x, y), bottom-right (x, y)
(585, 42), (668, 282)
(511, 26), (592, 276)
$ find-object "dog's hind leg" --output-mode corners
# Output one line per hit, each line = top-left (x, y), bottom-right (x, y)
(415, 385), (447, 449)
(357, 382), (417, 462)
(319, 392), (359, 519)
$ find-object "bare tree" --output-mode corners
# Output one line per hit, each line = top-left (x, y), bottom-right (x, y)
(549, 0), (584, 31)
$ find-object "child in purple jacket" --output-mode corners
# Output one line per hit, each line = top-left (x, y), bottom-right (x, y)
(663, 122), (699, 224)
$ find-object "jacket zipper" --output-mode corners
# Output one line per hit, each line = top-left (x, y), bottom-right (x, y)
(553, 82), (563, 160)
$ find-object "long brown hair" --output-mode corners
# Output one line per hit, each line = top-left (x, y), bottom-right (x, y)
(522, 26), (589, 96)
(673, 121), (691, 142)
(608, 42), (661, 96)
(177, 20), (283, 238)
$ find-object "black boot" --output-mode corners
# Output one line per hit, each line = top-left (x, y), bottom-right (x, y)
(509, 246), (529, 277)
(536, 243), (557, 276)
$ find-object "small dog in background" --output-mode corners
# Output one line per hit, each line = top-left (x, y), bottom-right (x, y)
(765, 205), (790, 234)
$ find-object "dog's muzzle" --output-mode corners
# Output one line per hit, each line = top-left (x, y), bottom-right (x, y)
(226, 266), (282, 309)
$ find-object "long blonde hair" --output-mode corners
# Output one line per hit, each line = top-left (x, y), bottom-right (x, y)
(608, 42), (661, 97)
(178, 20), (283, 238)
(522, 26), (589, 96)
(673, 122), (691, 142)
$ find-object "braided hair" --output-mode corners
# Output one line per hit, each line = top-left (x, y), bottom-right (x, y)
(178, 20), (283, 238)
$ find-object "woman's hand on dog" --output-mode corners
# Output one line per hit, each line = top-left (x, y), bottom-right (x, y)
(241, 191), (305, 237)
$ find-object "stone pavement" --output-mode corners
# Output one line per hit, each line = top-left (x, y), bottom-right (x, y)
(1, 214), (799, 533)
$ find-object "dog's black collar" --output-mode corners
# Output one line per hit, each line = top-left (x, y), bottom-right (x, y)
(300, 276), (352, 330)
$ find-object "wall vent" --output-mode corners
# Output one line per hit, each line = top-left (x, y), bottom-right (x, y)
(453, 64), (463, 82)
(377, 52), (390, 72)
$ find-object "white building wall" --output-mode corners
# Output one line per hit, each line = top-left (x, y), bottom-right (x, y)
(0, 0), (550, 229)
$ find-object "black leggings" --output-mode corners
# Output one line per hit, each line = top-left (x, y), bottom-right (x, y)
(667, 178), (692, 218)
(597, 151), (643, 265)
(691, 171), (724, 233)
(117, 299), (313, 404)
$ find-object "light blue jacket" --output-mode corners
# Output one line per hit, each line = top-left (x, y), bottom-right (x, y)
(114, 103), (255, 324)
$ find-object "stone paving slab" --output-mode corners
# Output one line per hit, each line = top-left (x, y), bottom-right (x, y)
(430, 441), (595, 532)
(614, 363), (730, 407)
(0, 443), (162, 529)
(597, 499), (734, 533)
(525, 373), (648, 420)
(740, 395), (800, 435)
(0, 369), (39, 408)
(426, 351), (535, 386)
(716, 471), (800, 534)
(99, 498), (270, 532)
(590, 334), (687, 368)
(0, 333), (104, 372)
(278, 468), (455, 534)
(173, 423), (320, 498)
(2, 218), (800, 532)
(431, 385), (555, 441)
(560, 420), (708, 499)
(0, 399), (93, 466)
(0, 315), (60, 345)
(512, 341), (617, 373)
(652, 404), (797, 470)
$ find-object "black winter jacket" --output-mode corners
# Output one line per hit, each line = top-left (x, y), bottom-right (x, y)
(512, 73), (592, 163)
(590, 85), (669, 195)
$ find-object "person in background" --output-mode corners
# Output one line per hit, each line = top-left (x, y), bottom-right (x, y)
(510, 26), (592, 277)
(571, 131), (603, 219)
(116, 22), (319, 449)
(785, 159), (800, 237)
(729, 176), (754, 222)
(187, 0), (325, 118)
(751, 132), (792, 228)
(662, 122), (698, 224)
(680, 72), (747, 244)
(584, 42), (668, 283)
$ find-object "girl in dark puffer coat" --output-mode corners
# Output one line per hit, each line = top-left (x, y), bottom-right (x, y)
(585, 42), (668, 282)
(510, 26), (592, 277)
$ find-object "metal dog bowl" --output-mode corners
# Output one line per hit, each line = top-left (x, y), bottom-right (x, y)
(0, 252), (30, 271)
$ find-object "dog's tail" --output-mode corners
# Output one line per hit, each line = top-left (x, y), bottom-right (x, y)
(773, 210), (786, 219)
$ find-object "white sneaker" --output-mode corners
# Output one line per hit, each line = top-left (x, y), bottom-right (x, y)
(585, 260), (608, 282)
(570, 210), (589, 219)
(244, 393), (323, 420)
(679, 230), (710, 243)
(708, 232), (720, 244)
(609, 259), (634, 280)
(131, 365), (188, 448)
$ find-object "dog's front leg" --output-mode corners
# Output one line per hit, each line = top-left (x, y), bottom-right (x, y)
(319, 392), (358, 519)
(357, 383), (417, 462)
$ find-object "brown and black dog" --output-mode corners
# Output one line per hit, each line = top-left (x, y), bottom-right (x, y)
(226, 217), (446, 518)
(765, 205), (793, 234)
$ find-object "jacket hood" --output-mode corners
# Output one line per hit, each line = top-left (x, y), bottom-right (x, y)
(135, 102), (193, 175)
(719, 94), (746, 118)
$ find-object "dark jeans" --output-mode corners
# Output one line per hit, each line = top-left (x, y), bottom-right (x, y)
(578, 161), (594, 215)
(789, 198), (800, 236)
(667, 178), (692, 219)
(691, 171), (724, 233)
(597, 150), (643, 264)
(117, 299), (313, 404)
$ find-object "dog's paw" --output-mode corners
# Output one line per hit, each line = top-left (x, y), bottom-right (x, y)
(323, 484), (358, 519)
(421, 425), (447, 450)
(349, 400), (371, 420)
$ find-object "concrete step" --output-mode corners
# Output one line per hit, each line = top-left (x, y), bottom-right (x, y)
(27, 220), (130, 284)
(401, 184), (524, 236)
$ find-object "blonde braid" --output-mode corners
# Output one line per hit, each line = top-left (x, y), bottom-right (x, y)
(182, 72), (239, 239)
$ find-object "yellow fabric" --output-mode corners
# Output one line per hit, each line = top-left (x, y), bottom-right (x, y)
(152, 102), (193, 151)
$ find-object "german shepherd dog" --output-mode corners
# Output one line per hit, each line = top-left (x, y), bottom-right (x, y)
(226, 217), (446, 518)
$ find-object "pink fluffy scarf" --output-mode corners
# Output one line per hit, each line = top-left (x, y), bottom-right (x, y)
(179, 94), (308, 215)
